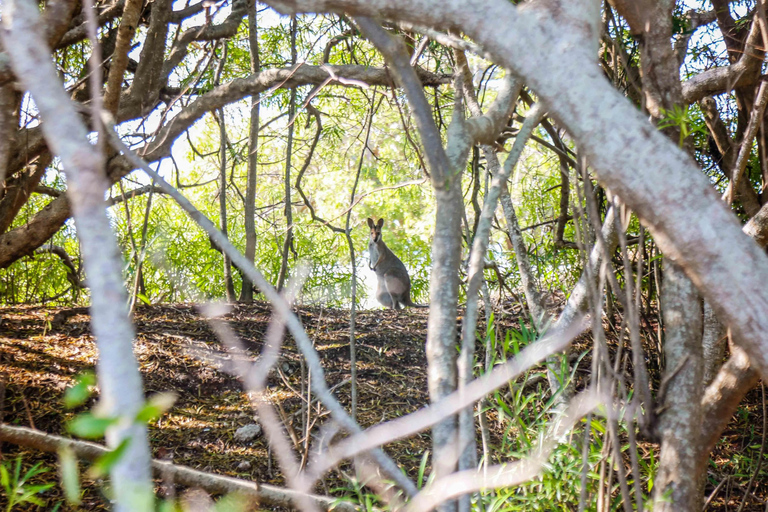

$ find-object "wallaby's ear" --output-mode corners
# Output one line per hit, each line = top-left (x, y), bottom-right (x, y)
(376, 218), (384, 229)
(367, 218), (374, 228)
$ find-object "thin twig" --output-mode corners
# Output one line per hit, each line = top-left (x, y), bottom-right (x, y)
(303, 319), (585, 482)
(725, 79), (768, 204)
(346, 93), (378, 419)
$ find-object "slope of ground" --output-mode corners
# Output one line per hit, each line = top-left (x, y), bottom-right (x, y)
(0, 303), (437, 510)
(0, 303), (765, 510)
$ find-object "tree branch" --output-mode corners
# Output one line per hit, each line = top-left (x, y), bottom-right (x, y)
(34, 244), (84, 288)
(682, 16), (764, 104)
(2, 2), (154, 506)
(0, 424), (355, 512)
(144, 63), (449, 160)
(260, 0), (768, 385)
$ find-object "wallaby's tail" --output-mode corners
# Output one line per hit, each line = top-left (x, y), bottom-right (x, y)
(404, 297), (429, 308)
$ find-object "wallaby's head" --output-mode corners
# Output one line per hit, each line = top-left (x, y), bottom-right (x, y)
(367, 217), (384, 244)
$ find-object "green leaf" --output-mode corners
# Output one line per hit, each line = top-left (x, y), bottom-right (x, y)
(158, 498), (180, 512)
(136, 293), (151, 305)
(66, 413), (118, 439)
(417, 450), (430, 489)
(88, 439), (131, 478)
(58, 446), (82, 505)
(135, 392), (178, 424)
(64, 372), (97, 409)
(0, 463), (10, 492)
(212, 493), (250, 512)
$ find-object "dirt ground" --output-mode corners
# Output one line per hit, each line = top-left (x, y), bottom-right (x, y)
(0, 303), (441, 510)
(0, 303), (766, 510)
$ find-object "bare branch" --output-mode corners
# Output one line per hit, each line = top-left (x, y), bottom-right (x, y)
(56, 1), (126, 49)
(260, 0), (768, 386)
(144, 63), (449, 160)
(724, 79), (768, 203)
(464, 75), (522, 145)
(2, 1), (153, 506)
(354, 17), (452, 185)
(34, 244), (84, 289)
(103, 0), (144, 116)
(106, 184), (167, 207)
(682, 17), (764, 104)
(0, 424), (354, 512)
(404, 388), (603, 512)
(304, 319), (585, 480)
(460, 101), (547, 395)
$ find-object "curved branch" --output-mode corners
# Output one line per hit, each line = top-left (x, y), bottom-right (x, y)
(34, 244), (84, 288)
(260, 0), (768, 384)
(0, 154), (134, 268)
(56, 0), (126, 49)
(294, 105), (346, 233)
(144, 63), (450, 159)
(104, 0), (144, 115)
(163, 4), (249, 78)
(682, 16), (764, 104)
(106, 126), (420, 497)
(464, 74), (522, 145)
(106, 184), (166, 206)
(33, 184), (63, 197)
(0, 152), (52, 234)
(0, 195), (71, 267)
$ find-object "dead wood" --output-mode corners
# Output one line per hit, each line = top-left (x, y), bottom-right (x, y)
(0, 423), (357, 512)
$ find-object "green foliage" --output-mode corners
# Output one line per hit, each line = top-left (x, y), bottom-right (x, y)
(0, 174), (84, 304)
(87, 439), (131, 479)
(63, 382), (178, 492)
(135, 392), (178, 424)
(331, 475), (388, 512)
(0, 457), (56, 511)
(657, 104), (708, 148)
(66, 413), (119, 439)
(474, 319), (653, 511)
(63, 371), (97, 409)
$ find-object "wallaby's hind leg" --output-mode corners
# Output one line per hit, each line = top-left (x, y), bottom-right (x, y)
(376, 279), (395, 308)
(383, 273), (406, 310)
(376, 288), (395, 308)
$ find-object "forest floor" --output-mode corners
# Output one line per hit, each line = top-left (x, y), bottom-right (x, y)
(0, 302), (766, 511)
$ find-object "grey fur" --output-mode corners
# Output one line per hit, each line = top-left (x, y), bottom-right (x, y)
(367, 217), (427, 309)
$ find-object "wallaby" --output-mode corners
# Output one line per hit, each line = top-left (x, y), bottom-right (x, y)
(367, 217), (427, 309)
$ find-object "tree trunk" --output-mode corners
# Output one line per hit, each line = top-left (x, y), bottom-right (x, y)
(1, 2), (154, 509)
(218, 108), (236, 302)
(276, 16), (297, 292)
(654, 262), (704, 511)
(215, 42), (236, 301)
(621, 2), (708, 507)
(426, 184), (462, 512)
(701, 301), (726, 386)
(240, 0), (260, 303)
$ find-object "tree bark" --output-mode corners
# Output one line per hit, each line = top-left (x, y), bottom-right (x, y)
(239, 0), (261, 303)
(103, 0), (143, 116)
(276, 16), (298, 292)
(620, 2), (709, 506)
(655, 262), (704, 511)
(214, 44), (236, 302)
(0, 423), (356, 512)
(1, 2), (154, 509)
